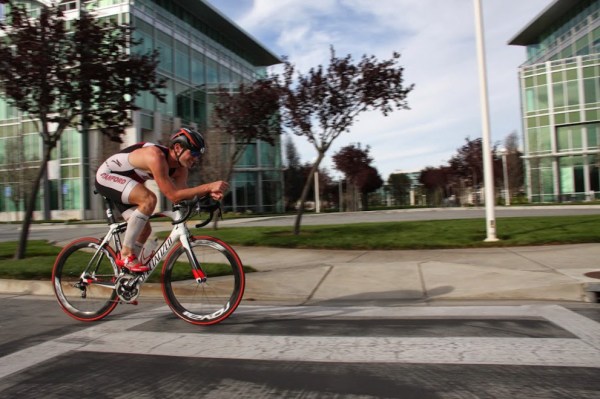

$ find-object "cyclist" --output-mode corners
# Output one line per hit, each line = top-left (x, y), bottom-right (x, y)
(95, 127), (229, 273)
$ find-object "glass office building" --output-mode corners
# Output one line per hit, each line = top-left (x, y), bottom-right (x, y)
(510, 0), (600, 202)
(0, 0), (283, 221)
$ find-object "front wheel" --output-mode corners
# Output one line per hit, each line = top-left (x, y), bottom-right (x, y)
(52, 237), (119, 322)
(162, 236), (245, 325)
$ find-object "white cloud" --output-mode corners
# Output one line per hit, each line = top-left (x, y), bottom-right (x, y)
(207, 0), (551, 179)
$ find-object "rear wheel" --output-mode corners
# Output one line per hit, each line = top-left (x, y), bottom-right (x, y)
(162, 236), (245, 325)
(52, 237), (119, 321)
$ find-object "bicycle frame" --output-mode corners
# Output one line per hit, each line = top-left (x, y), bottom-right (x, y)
(83, 205), (206, 291)
(139, 210), (207, 283)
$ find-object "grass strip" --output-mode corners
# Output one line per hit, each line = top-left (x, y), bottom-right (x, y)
(187, 215), (600, 250)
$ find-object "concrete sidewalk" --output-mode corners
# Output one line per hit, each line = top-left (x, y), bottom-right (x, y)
(1, 243), (600, 304)
(235, 243), (600, 304)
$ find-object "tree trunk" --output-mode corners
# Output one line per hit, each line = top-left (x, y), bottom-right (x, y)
(211, 149), (237, 231)
(293, 152), (324, 235)
(15, 143), (52, 259)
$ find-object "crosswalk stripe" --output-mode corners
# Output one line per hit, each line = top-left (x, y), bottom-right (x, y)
(0, 304), (599, 380)
(537, 305), (600, 350)
(77, 330), (600, 367)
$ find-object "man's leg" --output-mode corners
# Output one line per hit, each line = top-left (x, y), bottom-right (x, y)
(95, 167), (155, 270)
(121, 184), (156, 259)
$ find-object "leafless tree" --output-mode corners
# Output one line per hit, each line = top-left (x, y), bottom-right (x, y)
(281, 47), (413, 234)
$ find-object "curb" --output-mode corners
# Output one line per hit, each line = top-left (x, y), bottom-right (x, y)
(2, 277), (597, 304)
(584, 281), (600, 302)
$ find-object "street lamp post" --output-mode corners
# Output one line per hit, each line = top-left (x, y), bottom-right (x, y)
(499, 147), (510, 206)
(338, 179), (343, 212)
(314, 170), (320, 213)
(473, 0), (498, 242)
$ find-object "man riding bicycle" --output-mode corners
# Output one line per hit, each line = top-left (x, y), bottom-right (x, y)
(95, 127), (228, 273)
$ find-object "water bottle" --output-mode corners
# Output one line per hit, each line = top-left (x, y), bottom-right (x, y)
(140, 238), (159, 263)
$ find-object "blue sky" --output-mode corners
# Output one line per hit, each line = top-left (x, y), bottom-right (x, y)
(206, 0), (551, 179)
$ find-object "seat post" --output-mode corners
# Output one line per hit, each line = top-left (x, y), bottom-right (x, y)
(94, 190), (118, 225)
(103, 197), (117, 225)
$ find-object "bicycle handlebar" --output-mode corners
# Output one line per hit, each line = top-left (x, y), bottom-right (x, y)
(194, 199), (222, 228)
(170, 196), (222, 227)
(97, 190), (222, 228)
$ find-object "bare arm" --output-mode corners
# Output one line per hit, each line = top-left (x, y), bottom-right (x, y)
(130, 146), (228, 203)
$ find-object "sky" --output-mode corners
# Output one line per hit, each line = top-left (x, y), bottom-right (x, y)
(205, 0), (552, 179)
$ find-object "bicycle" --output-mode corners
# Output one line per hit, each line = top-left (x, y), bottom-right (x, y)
(51, 195), (245, 325)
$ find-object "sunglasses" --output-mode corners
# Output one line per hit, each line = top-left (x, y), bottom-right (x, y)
(189, 148), (204, 158)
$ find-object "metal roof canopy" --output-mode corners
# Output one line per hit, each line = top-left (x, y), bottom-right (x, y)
(508, 0), (578, 46)
(159, 0), (281, 66)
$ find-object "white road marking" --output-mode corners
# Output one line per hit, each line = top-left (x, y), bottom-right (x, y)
(79, 332), (600, 367)
(1, 304), (599, 381)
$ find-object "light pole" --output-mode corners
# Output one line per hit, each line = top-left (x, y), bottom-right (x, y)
(314, 170), (321, 213)
(473, 0), (498, 242)
(338, 179), (343, 212)
(499, 147), (510, 206)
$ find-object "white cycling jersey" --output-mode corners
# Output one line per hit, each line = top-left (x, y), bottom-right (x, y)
(95, 142), (173, 213)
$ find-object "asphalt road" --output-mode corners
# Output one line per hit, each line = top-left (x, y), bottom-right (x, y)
(0, 224), (109, 243)
(0, 295), (599, 398)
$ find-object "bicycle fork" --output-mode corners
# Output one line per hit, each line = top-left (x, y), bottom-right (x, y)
(181, 238), (207, 283)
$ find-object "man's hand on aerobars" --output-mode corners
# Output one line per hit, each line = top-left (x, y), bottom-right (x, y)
(209, 180), (229, 201)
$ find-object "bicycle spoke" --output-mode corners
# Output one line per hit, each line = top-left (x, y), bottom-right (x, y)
(52, 238), (119, 321)
(162, 237), (245, 325)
